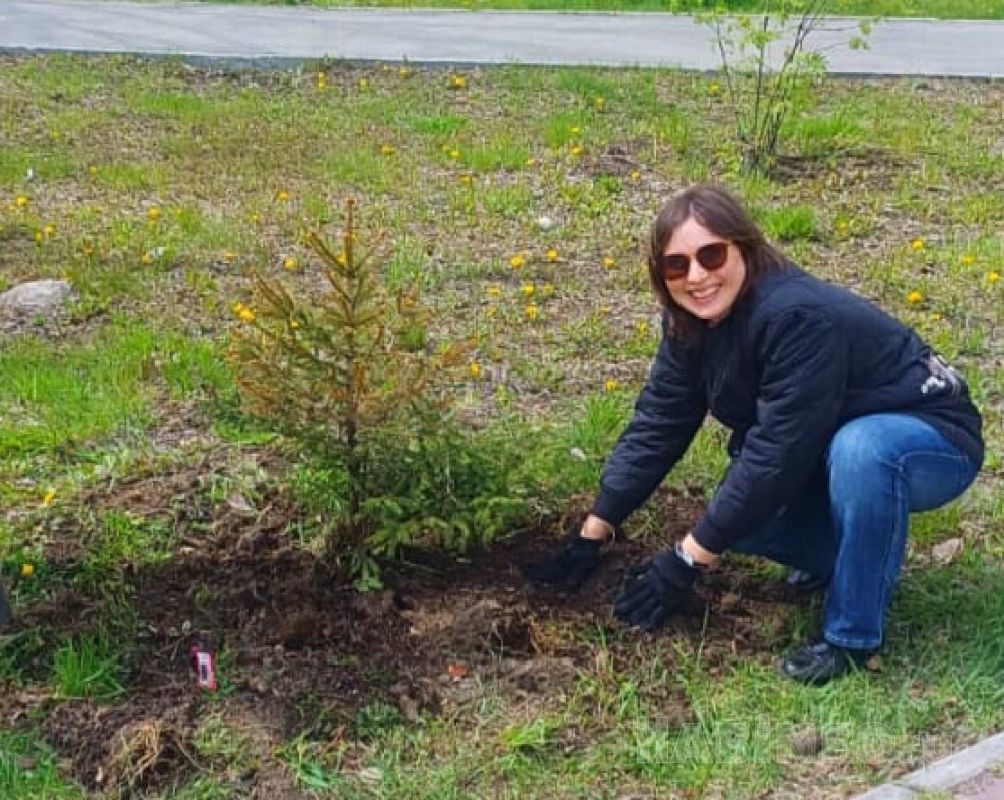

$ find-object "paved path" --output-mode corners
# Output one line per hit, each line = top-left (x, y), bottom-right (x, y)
(2, 1), (1004, 77)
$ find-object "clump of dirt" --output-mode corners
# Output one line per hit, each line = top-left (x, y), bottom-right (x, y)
(7, 479), (810, 795)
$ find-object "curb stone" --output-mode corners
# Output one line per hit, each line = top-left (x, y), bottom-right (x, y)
(851, 732), (1004, 799)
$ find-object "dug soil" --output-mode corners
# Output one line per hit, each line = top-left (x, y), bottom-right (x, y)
(4, 480), (812, 797)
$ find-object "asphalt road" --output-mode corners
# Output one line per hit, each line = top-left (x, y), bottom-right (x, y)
(2, 1), (1004, 76)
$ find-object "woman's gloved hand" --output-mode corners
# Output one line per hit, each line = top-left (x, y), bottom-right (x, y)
(519, 533), (603, 590)
(614, 546), (701, 630)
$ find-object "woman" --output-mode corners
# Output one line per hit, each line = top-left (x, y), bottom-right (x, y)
(523, 184), (983, 685)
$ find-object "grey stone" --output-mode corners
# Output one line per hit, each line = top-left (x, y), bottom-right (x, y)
(902, 732), (1004, 792)
(851, 784), (916, 800)
(0, 279), (73, 315)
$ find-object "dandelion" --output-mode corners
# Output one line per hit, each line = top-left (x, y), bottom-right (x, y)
(910, 238), (925, 252)
(448, 148), (460, 160)
(238, 307), (255, 323)
(708, 81), (721, 95)
(231, 301), (250, 320)
(380, 144), (396, 156)
(147, 206), (161, 221)
(836, 219), (850, 233)
(20, 563), (34, 578)
(546, 248), (558, 263)
(249, 212), (262, 225)
(283, 256), (299, 271)
(598, 305), (611, 316)
(469, 361), (481, 379)
(141, 252), (153, 265)
(222, 251), (236, 264)
(594, 96), (606, 109)
(33, 231), (44, 244)
(484, 306), (497, 318)
(959, 253), (975, 266)
(459, 173), (473, 185)
(541, 282), (555, 298)
(602, 256), (616, 269)
(398, 66), (413, 78)
(521, 282), (535, 298)
(989, 271), (1000, 285)
(41, 489), (56, 507)
(524, 303), (539, 321)
(526, 157), (537, 167)
(509, 254), (525, 270)
(604, 378), (619, 392)
(486, 284), (502, 299)
(275, 190), (290, 202)
(570, 126), (581, 136)
(449, 74), (467, 90)
(358, 78), (369, 90)
(629, 170), (640, 183)
(42, 223), (55, 236)
(570, 145), (583, 157)
(906, 290), (924, 305)
(14, 195), (29, 208)
(635, 320), (649, 337)
(88, 165), (98, 176)
(929, 312), (942, 322)
(335, 251), (348, 267)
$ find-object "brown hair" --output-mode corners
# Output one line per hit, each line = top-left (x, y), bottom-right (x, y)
(647, 184), (787, 343)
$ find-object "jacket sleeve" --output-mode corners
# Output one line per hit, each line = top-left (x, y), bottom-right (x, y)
(692, 307), (848, 554)
(591, 328), (707, 527)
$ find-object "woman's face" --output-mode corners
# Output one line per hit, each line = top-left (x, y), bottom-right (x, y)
(662, 216), (747, 324)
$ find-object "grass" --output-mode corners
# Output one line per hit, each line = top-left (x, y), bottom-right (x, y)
(186, 0), (1004, 20)
(0, 52), (1002, 798)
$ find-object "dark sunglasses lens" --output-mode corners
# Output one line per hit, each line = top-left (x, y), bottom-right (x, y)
(660, 254), (690, 278)
(696, 242), (728, 269)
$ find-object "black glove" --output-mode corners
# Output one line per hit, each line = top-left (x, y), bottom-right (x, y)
(519, 533), (603, 591)
(614, 547), (701, 631)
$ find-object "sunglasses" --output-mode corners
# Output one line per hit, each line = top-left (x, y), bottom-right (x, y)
(657, 241), (730, 280)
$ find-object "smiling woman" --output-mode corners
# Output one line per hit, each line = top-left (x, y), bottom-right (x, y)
(522, 183), (985, 686)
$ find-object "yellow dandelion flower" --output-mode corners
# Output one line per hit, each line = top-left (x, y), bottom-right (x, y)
(526, 157), (536, 166)
(41, 489), (56, 507)
(509, 254), (525, 270)
(147, 206), (161, 221)
(602, 256), (616, 269)
(708, 81), (721, 95)
(629, 170), (640, 182)
(484, 306), (497, 318)
(541, 282), (555, 298)
(959, 253), (975, 266)
(469, 361), (481, 379)
(275, 190), (290, 202)
(222, 251), (236, 264)
(20, 563), (35, 578)
(283, 256), (299, 271)
(546, 248), (558, 263)
(989, 271), (1000, 285)
(524, 303), (539, 321)
(604, 378), (619, 392)
(358, 78), (369, 90)
(598, 305), (611, 316)
(906, 290), (924, 304)
(398, 66), (412, 78)
(88, 165), (98, 176)
(249, 212), (262, 225)
(910, 238), (925, 252)
(594, 96), (606, 109)
(486, 284), (502, 298)
(449, 74), (467, 90)
(635, 321), (649, 336)
(141, 252), (153, 265)
(335, 251), (347, 267)
(380, 144), (396, 156)
(43, 224), (56, 236)
(290, 318), (301, 329)
(570, 126), (581, 136)
(836, 219), (850, 232)
(15, 195), (29, 208)
(238, 307), (256, 323)
(33, 231), (44, 244)
(448, 148), (460, 159)
(459, 173), (473, 185)
(929, 312), (942, 322)
(521, 282), (535, 297)
(570, 144), (583, 157)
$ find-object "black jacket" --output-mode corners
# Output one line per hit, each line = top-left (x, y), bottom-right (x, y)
(591, 265), (984, 554)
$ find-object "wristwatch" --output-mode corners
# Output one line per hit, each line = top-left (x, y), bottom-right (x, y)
(674, 541), (709, 570)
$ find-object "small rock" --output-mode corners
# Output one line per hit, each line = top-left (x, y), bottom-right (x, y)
(931, 537), (963, 564)
(791, 725), (824, 757)
(0, 280), (73, 315)
(536, 215), (554, 231)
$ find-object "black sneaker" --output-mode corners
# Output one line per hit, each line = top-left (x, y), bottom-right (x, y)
(785, 568), (830, 593)
(781, 640), (869, 685)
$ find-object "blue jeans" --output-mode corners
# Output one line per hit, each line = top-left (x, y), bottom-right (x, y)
(732, 413), (979, 650)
